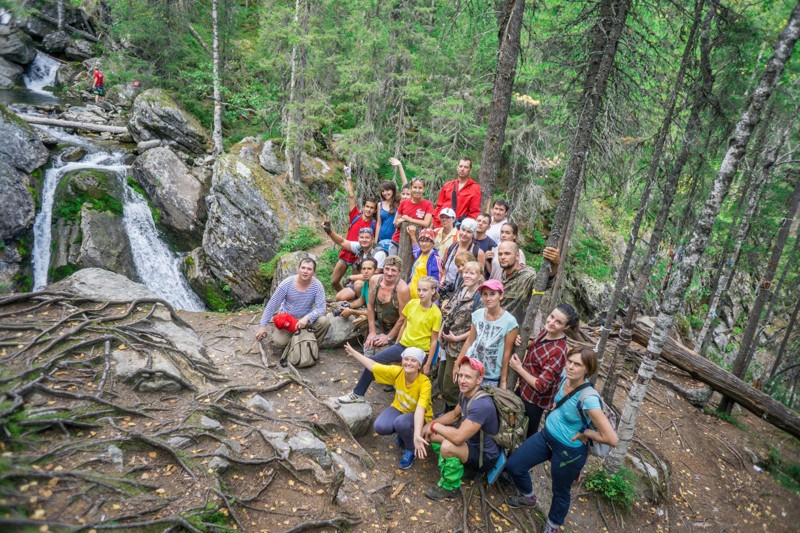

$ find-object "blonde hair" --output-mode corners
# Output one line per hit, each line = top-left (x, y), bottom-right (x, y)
(462, 260), (484, 281)
(454, 251), (476, 266)
(418, 276), (438, 294)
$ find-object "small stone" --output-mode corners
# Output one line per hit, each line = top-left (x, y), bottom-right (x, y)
(107, 445), (124, 470)
(331, 452), (359, 482)
(168, 437), (191, 449)
(209, 455), (229, 472)
(260, 430), (290, 459)
(246, 394), (274, 413)
(287, 430), (331, 467)
(323, 399), (372, 437)
(200, 416), (223, 432)
(59, 146), (87, 163)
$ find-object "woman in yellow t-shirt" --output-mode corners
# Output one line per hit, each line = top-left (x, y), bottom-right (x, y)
(343, 343), (433, 469)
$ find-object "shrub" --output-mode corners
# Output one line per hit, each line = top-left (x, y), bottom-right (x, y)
(766, 447), (800, 494)
(568, 235), (613, 281)
(279, 225), (322, 252)
(584, 467), (637, 513)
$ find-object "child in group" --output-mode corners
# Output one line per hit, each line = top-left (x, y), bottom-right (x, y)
(504, 348), (618, 533)
(343, 344), (433, 470)
(508, 303), (579, 436)
(456, 279), (518, 388)
(400, 183), (411, 201)
(338, 276), (442, 403)
(407, 227), (441, 299)
(331, 166), (378, 291)
(438, 260), (483, 412)
(391, 177), (434, 255)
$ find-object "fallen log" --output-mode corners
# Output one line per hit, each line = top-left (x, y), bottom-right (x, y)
(34, 13), (100, 42)
(16, 114), (128, 134)
(632, 322), (800, 440)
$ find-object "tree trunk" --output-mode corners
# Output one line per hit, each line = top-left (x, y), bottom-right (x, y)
(761, 235), (800, 346)
(515, 0), (631, 362)
(595, 0), (704, 362)
(15, 114), (128, 134)
(769, 294), (800, 383)
(629, 323), (800, 440)
(211, 0), (223, 156)
(605, 2), (800, 473)
(478, 0), (525, 204)
(719, 174), (800, 413)
(285, 0), (309, 182)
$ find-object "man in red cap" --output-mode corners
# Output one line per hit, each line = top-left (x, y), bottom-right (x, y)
(420, 356), (500, 500)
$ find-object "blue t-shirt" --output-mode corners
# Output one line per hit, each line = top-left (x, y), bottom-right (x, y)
(459, 392), (499, 460)
(545, 377), (602, 448)
(378, 205), (396, 242)
(466, 309), (518, 381)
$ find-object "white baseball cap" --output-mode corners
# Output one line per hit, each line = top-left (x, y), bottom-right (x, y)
(439, 207), (456, 218)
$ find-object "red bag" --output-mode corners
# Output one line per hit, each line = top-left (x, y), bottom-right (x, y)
(273, 313), (299, 333)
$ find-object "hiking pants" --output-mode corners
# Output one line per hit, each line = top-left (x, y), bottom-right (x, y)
(373, 406), (414, 451)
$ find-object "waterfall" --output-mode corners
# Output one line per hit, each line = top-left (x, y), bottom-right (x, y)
(32, 151), (130, 291)
(122, 185), (206, 312)
(23, 53), (60, 96)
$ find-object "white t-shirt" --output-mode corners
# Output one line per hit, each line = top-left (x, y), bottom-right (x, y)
(349, 242), (387, 269)
(486, 218), (508, 244)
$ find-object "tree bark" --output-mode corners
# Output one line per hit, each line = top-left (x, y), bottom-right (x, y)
(211, 0), (224, 156)
(595, 0), (704, 362)
(605, 1), (800, 473)
(285, 0), (309, 182)
(478, 0), (525, 204)
(515, 0), (631, 362)
(629, 323), (800, 440)
(719, 173), (800, 413)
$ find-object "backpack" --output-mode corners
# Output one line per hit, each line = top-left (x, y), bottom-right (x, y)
(576, 388), (618, 457)
(466, 386), (529, 466)
(280, 329), (319, 368)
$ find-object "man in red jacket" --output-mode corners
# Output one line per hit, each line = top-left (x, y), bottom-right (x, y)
(433, 159), (481, 228)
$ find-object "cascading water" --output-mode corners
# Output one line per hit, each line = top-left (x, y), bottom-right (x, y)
(122, 185), (206, 312)
(23, 53), (60, 96)
(32, 150), (130, 291)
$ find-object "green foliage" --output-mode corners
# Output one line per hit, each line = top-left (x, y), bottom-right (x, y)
(315, 248), (340, 299)
(126, 178), (145, 196)
(584, 467), (637, 513)
(279, 225), (322, 252)
(52, 264), (79, 283)
(204, 281), (237, 313)
(567, 235), (614, 282)
(55, 190), (123, 222)
(703, 408), (746, 431)
(12, 273), (33, 293)
(765, 447), (800, 494)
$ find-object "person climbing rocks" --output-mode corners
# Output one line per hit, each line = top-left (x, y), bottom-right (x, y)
(92, 68), (105, 104)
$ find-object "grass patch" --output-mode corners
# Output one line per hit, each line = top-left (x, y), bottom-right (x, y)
(51, 264), (79, 283)
(703, 408), (747, 431)
(279, 225), (322, 252)
(766, 447), (800, 493)
(204, 281), (237, 313)
(54, 191), (123, 222)
(584, 467), (637, 513)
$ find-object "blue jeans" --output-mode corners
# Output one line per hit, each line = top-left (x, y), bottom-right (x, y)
(374, 406), (415, 450)
(505, 427), (587, 526)
(353, 343), (406, 396)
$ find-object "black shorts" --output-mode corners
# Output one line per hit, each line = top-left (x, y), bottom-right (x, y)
(465, 442), (498, 473)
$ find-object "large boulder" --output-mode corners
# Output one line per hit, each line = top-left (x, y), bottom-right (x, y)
(43, 30), (69, 54)
(130, 147), (208, 248)
(0, 160), (35, 243)
(128, 89), (210, 155)
(0, 56), (23, 89)
(0, 27), (36, 65)
(64, 38), (94, 61)
(55, 61), (80, 87)
(106, 82), (140, 108)
(0, 242), (24, 293)
(60, 105), (109, 125)
(201, 154), (285, 304)
(0, 105), (49, 173)
(49, 169), (136, 282)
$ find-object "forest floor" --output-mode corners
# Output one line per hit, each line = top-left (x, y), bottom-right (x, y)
(2, 303), (798, 533)
(181, 309), (800, 532)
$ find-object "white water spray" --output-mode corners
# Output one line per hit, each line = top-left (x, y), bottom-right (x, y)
(23, 53), (60, 96)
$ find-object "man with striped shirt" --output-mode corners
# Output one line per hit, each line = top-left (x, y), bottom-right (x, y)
(256, 257), (330, 357)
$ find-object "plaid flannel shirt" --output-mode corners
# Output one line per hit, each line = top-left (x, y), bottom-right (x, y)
(517, 331), (568, 408)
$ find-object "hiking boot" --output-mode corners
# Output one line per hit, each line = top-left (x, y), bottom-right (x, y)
(541, 523), (560, 533)
(337, 392), (365, 404)
(461, 466), (479, 482)
(424, 484), (461, 501)
(399, 450), (415, 470)
(505, 493), (538, 509)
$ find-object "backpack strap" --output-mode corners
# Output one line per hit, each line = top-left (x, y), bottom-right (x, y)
(451, 180), (458, 217)
(576, 387), (601, 431)
(552, 381), (592, 412)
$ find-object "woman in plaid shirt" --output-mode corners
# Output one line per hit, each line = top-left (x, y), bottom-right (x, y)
(508, 304), (579, 437)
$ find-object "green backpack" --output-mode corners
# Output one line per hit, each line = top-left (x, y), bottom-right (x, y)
(466, 386), (529, 466)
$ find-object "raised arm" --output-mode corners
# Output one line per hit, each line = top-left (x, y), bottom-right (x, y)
(344, 165), (356, 211)
(389, 157), (408, 186)
(343, 342), (377, 372)
(322, 221), (354, 251)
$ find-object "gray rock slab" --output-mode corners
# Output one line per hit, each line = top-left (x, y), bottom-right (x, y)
(168, 437), (191, 449)
(288, 430), (331, 467)
(260, 430), (290, 459)
(246, 394), (274, 414)
(128, 89), (210, 155)
(0, 105), (49, 172)
(323, 398), (373, 438)
(331, 452), (359, 482)
(201, 416), (223, 432)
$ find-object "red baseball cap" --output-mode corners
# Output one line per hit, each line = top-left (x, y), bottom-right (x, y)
(456, 355), (485, 376)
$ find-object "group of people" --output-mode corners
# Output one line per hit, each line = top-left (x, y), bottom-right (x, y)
(255, 158), (618, 533)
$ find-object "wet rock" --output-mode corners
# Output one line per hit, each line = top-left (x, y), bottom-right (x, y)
(201, 416), (223, 432)
(0, 243), (23, 294)
(246, 394), (274, 414)
(35, 127), (60, 147)
(0, 159), (35, 242)
(55, 61), (80, 87)
(288, 430), (332, 467)
(323, 398), (373, 437)
(43, 30), (69, 54)
(64, 39), (94, 61)
(60, 145), (87, 162)
(0, 27), (36, 65)
(0, 57), (22, 88)
(131, 146), (208, 248)
(78, 206), (137, 279)
(61, 105), (108, 125)
(0, 105), (49, 173)
(183, 247), (227, 310)
(128, 89), (210, 155)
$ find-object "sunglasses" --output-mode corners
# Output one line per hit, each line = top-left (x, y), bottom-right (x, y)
(411, 178), (425, 185)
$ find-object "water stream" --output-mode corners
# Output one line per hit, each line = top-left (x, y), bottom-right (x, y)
(21, 51), (206, 311)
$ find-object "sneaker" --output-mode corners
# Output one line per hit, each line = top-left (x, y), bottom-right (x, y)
(399, 450), (415, 469)
(383, 385), (396, 393)
(541, 523), (559, 533)
(424, 484), (461, 501)
(337, 392), (365, 404)
(505, 493), (538, 508)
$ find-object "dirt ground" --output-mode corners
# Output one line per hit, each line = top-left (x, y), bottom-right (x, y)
(2, 302), (798, 532)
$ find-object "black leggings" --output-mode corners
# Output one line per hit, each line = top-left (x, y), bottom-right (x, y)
(517, 392), (546, 438)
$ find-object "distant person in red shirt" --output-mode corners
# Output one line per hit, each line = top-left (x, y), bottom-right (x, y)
(433, 159), (481, 228)
(391, 171), (434, 255)
(92, 69), (105, 103)
(330, 165), (378, 292)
